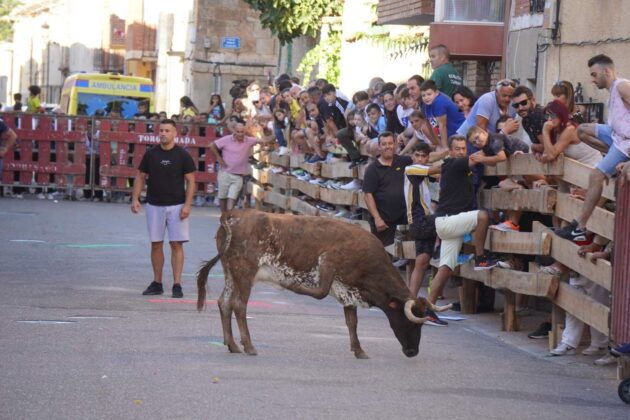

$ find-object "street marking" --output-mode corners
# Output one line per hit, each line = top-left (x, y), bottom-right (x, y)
(16, 320), (77, 324)
(10, 239), (47, 243)
(67, 315), (124, 320)
(64, 243), (134, 248)
(0, 211), (36, 216)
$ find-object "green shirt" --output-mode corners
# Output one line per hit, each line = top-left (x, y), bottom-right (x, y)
(429, 63), (463, 97)
(26, 96), (41, 113)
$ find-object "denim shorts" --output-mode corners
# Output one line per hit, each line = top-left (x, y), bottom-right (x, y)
(594, 124), (630, 177)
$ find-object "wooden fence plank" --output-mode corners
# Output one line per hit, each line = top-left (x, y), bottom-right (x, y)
(554, 282), (609, 335)
(483, 153), (564, 176)
(321, 161), (356, 179)
(459, 263), (559, 298)
(561, 157), (615, 201)
(554, 193), (614, 240)
(532, 221), (612, 291)
(479, 187), (556, 214)
(484, 229), (551, 255)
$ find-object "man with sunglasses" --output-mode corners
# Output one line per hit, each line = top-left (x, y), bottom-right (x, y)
(456, 79), (518, 137)
(511, 86), (546, 154)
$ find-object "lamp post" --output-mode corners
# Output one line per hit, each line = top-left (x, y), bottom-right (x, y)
(41, 22), (50, 102)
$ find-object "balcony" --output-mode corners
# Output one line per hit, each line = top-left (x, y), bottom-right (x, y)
(376, 0), (435, 26)
(430, 0), (507, 59)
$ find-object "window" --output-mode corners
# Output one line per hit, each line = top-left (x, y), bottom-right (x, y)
(440, 0), (506, 23)
(76, 93), (143, 118)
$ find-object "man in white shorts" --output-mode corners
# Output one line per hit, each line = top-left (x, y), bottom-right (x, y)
(131, 119), (196, 298)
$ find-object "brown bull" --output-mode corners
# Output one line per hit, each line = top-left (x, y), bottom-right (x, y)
(197, 209), (450, 358)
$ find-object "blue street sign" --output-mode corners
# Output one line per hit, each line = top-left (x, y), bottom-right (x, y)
(221, 37), (241, 49)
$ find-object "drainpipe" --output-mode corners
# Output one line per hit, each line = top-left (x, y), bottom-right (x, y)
(500, 0), (512, 78)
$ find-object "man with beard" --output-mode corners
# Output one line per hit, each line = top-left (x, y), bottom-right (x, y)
(131, 119), (196, 298)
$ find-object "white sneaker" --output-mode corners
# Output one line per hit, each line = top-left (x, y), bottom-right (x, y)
(278, 146), (290, 156)
(594, 353), (616, 366)
(340, 179), (361, 191)
(270, 166), (284, 174)
(309, 178), (325, 185)
(550, 343), (576, 356)
(334, 209), (350, 218)
(582, 345), (608, 356)
(37, 193), (46, 199)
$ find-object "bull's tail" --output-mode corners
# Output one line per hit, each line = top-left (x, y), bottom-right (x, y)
(196, 214), (234, 312)
(196, 255), (221, 312)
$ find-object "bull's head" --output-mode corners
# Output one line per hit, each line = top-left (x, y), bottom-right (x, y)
(382, 298), (451, 357)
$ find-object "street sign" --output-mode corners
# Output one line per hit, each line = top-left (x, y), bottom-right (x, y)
(220, 37), (241, 49)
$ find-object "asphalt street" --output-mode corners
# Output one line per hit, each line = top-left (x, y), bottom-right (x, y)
(0, 197), (627, 419)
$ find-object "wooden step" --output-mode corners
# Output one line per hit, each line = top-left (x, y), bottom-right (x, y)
(479, 186), (557, 214)
(319, 187), (357, 206)
(289, 196), (319, 216)
(554, 193), (614, 240)
(269, 152), (290, 167)
(267, 172), (291, 190)
(483, 153), (564, 176)
(291, 178), (320, 199)
(321, 160), (356, 179)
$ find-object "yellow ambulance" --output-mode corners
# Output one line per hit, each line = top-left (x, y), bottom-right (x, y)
(59, 73), (154, 118)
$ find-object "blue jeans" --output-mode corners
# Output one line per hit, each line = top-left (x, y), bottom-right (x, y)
(274, 127), (287, 147)
(594, 124), (629, 176)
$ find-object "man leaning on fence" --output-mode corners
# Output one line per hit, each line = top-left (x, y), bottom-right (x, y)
(131, 119), (196, 298)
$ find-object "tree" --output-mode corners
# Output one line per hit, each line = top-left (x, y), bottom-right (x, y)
(0, 0), (20, 41)
(243, 0), (343, 45)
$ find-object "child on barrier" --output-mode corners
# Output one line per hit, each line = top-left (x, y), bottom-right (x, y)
(404, 143), (438, 302)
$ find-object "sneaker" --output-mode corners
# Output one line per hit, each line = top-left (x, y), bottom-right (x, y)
(594, 353), (617, 366)
(278, 146), (290, 156)
(554, 219), (593, 245)
(424, 309), (448, 327)
(539, 265), (563, 276)
(270, 166), (284, 174)
(582, 345), (607, 356)
(457, 253), (474, 265)
(307, 155), (326, 163)
(528, 322), (551, 339)
(340, 179), (361, 191)
(309, 177), (326, 185)
(450, 302), (461, 312)
(611, 342), (630, 356)
(142, 281), (163, 296)
(315, 202), (335, 212)
(474, 254), (499, 271)
(490, 220), (519, 232)
(37, 193), (46, 200)
(392, 259), (407, 268)
(334, 208), (351, 218)
(172, 284), (183, 298)
(550, 342), (576, 356)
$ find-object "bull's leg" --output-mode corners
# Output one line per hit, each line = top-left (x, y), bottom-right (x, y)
(343, 306), (369, 359)
(284, 260), (335, 299)
(233, 287), (257, 356)
(217, 278), (242, 353)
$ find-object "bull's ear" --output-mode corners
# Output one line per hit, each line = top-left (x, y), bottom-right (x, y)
(388, 298), (399, 309)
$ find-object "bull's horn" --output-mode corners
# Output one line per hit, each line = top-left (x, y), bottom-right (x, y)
(430, 302), (453, 312)
(404, 300), (428, 324)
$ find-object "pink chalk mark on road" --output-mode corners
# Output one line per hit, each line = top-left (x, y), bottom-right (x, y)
(146, 299), (273, 308)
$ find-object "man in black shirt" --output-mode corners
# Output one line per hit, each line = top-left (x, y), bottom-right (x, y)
(131, 119), (196, 298)
(363, 132), (412, 246)
(512, 86), (545, 152)
(425, 135), (502, 304)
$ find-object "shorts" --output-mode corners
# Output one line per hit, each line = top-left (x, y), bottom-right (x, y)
(594, 124), (630, 177)
(409, 220), (437, 256)
(217, 171), (244, 200)
(146, 203), (190, 243)
(435, 210), (479, 270)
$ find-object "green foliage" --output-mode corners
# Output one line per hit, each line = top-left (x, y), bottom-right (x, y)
(0, 0), (20, 41)
(297, 30), (341, 86)
(243, 0), (343, 45)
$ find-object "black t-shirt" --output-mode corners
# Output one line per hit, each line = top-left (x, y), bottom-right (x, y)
(138, 145), (196, 206)
(363, 155), (413, 224)
(522, 105), (546, 144)
(435, 157), (475, 217)
(319, 97), (348, 130)
(482, 133), (530, 156)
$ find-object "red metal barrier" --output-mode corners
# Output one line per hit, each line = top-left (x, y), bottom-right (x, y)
(611, 179), (630, 345)
(97, 119), (220, 195)
(1, 113), (88, 189)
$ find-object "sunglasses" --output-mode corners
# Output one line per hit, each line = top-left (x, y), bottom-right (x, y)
(496, 80), (516, 88)
(511, 99), (529, 108)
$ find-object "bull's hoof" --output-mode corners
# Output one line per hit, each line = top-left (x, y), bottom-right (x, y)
(226, 343), (243, 353)
(244, 346), (258, 356)
(353, 350), (369, 359)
